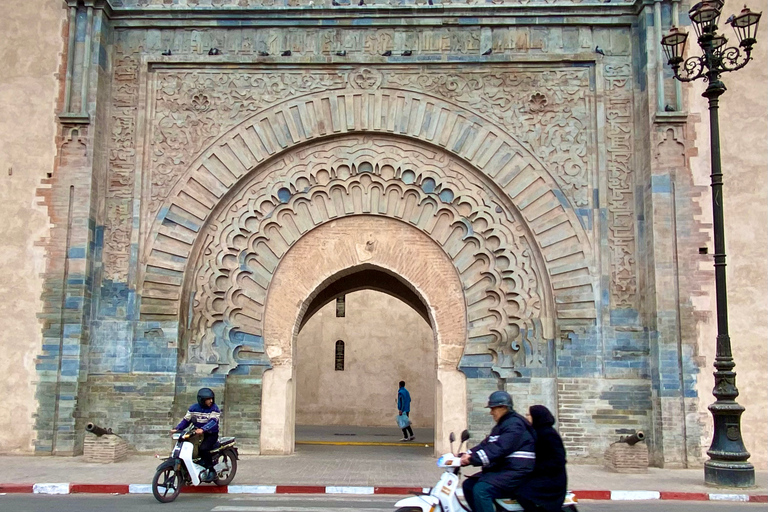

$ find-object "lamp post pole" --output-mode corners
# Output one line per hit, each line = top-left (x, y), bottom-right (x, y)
(661, 2), (761, 488)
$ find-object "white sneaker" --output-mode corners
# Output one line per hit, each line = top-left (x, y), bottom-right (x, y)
(408, 435), (415, 441)
(399, 437), (408, 442)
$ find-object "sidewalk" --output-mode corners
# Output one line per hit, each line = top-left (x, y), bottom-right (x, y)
(0, 426), (765, 502)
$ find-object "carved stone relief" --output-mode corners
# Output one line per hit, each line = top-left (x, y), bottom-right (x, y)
(148, 65), (592, 221)
(185, 136), (549, 372)
(150, 70), (347, 214)
(104, 54), (140, 282)
(604, 62), (637, 309)
(140, 80), (597, 338)
(383, 67), (592, 207)
(115, 0), (632, 7)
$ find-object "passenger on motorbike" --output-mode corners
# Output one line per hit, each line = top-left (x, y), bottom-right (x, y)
(516, 405), (568, 512)
(459, 391), (537, 512)
(171, 387), (220, 482)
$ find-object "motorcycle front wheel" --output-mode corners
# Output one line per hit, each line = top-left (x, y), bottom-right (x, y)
(152, 465), (182, 503)
(214, 448), (238, 486)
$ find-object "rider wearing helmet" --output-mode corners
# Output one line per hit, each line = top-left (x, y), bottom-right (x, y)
(172, 388), (221, 481)
(459, 390), (536, 512)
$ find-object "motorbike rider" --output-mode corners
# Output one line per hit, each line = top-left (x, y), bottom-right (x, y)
(516, 405), (568, 512)
(171, 387), (220, 482)
(459, 390), (536, 512)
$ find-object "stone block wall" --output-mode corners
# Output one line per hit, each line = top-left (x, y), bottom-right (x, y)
(17, 0), (766, 470)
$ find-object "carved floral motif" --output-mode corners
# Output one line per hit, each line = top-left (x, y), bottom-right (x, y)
(149, 66), (592, 219)
(150, 70), (347, 213)
(384, 68), (592, 207)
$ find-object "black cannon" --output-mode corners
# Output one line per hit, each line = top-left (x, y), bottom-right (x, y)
(619, 431), (645, 446)
(85, 422), (114, 437)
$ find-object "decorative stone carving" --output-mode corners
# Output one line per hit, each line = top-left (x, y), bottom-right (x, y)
(148, 65), (592, 220)
(604, 62), (637, 309)
(384, 67), (592, 208)
(141, 85), (597, 335)
(186, 136), (548, 371)
(115, 0), (632, 7)
(150, 70), (347, 214)
(104, 54), (140, 282)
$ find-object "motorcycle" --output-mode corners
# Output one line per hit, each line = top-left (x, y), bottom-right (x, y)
(151, 425), (239, 503)
(394, 430), (578, 512)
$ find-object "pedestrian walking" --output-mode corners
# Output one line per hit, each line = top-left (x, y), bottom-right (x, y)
(397, 381), (415, 441)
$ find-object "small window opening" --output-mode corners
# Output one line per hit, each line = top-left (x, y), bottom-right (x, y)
(336, 295), (346, 317)
(335, 340), (345, 371)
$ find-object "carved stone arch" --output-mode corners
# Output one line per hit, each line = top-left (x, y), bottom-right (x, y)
(259, 216), (469, 454)
(140, 88), (596, 334)
(180, 136), (561, 377)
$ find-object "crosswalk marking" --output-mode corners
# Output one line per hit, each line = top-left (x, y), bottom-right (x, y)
(212, 507), (389, 512)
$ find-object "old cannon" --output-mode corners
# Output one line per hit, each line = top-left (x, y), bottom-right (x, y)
(605, 431), (648, 473)
(618, 431), (645, 446)
(85, 422), (113, 437)
(84, 422), (127, 463)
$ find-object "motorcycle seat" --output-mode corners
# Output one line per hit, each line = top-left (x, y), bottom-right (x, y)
(211, 437), (236, 451)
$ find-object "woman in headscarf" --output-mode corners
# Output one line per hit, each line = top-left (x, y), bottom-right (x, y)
(515, 405), (567, 512)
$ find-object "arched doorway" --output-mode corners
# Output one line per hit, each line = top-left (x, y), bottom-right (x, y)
(148, 91), (595, 454)
(259, 216), (468, 455)
(295, 276), (436, 440)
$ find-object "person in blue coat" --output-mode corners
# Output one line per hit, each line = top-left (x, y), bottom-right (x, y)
(172, 387), (220, 481)
(397, 381), (414, 441)
(515, 405), (568, 512)
(460, 391), (536, 512)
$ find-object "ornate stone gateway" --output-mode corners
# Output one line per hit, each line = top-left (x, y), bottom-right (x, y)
(36, 0), (706, 465)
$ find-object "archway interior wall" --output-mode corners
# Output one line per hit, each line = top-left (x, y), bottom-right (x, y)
(295, 289), (437, 428)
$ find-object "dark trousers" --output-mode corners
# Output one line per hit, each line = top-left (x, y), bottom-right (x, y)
(400, 411), (414, 438)
(198, 432), (219, 469)
(462, 476), (508, 512)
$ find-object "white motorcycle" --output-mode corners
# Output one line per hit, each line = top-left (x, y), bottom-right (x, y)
(152, 425), (239, 503)
(394, 430), (578, 512)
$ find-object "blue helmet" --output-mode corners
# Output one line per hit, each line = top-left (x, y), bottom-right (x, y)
(485, 390), (513, 409)
(197, 387), (215, 407)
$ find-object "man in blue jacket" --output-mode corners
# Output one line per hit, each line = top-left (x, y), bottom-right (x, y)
(460, 391), (536, 512)
(397, 381), (414, 441)
(172, 387), (220, 481)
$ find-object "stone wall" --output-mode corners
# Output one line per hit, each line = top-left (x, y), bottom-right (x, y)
(0, 0), (764, 470)
(0, 0), (65, 453)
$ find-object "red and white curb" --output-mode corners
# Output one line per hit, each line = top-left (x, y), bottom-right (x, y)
(0, 484), (765, 502)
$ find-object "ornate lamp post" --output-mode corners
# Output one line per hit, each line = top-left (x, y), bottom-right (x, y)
(661, 1), (761, 488)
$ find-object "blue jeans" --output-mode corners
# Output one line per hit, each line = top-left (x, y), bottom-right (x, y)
(462, 477), (507, 512)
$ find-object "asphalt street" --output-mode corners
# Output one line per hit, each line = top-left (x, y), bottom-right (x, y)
(0, 495), (765, 512)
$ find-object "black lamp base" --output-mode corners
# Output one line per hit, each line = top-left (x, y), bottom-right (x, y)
(705, 460), (755, 488)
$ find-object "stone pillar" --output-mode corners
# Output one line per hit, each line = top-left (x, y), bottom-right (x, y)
(260, 365), (295, 454)
(435, 368), (467, 456)
(35, 0), (111, 455)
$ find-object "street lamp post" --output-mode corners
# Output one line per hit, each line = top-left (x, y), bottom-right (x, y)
(661, 1), (761, 488)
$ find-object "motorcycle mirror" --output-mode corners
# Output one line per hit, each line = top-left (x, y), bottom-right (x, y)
(461, 430), (470, 442)
(449, 432), (456, 443)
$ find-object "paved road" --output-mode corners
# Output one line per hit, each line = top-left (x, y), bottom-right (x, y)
(0, 494), (764, 512)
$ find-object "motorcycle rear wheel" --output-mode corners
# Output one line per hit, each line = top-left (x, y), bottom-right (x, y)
(214, 448), (238, 486)
(395, 508), (424, 512)
(152, 465), (182, 503)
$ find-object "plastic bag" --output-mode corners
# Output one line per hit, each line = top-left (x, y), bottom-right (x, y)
(396, 413), (411, 429)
